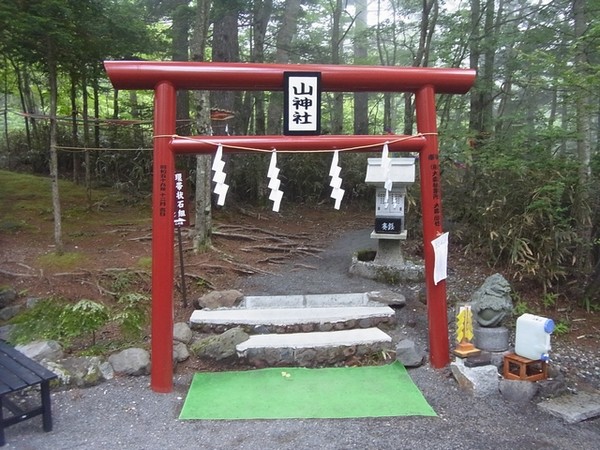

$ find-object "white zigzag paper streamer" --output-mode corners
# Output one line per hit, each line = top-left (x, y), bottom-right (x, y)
(211, 144), (229, 206)
(267, 151), (283, 212)
(381, 142), (393, 207)
(329, 150), (345, 210)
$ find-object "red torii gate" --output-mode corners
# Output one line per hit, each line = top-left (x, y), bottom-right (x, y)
(104, 61), (476, 393)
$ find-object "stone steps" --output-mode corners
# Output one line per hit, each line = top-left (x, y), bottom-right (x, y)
(236, 328), (392, 367)
(189, 306), (396, 333)
(189, 293), (398, 367)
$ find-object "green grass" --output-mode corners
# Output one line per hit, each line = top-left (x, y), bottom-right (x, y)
(37, 251), (87, 271)
(0, 169), (150, 234)
(136, 256), (152, 269)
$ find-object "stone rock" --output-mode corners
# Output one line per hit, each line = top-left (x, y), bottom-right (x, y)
(253, 324), (271, 334)
(537, 367), (568, 399)
(0, 287), (17, 309)
(367, 290), (406, 307)
(0, 304), (23, 321)
(349, 256), (425, 284)
(99, 361), (115, 381)
(450, 358), (499, 397)
(173, 341), (190, 363)
(0, 324), (13, 341)
(395, 339), (425, 367)
(294, 348), (318, 367)
(196, 290), (244, 309)
(16, 340), (64, 362)
(108, 348), (150, 376)
(538, 392), (600, 424)
(499, 379), (538, 404)
(57, 356), (111, 388)
(190, 327), (249, 360)
(26, 297), (42, 309)
(470, 273), (513, 327)
(173, 322), (192, 344)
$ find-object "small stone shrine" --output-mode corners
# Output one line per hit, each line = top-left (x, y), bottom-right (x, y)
(349, 156), (424, 282)
(365, 156), (414, 265)
(470, 273), (513, 352)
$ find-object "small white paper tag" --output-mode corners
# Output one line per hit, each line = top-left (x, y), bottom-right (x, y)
(211, 144), (229, 206)
(267, 151), (283, 212)
(329, 150), (345, 210)
(431, 232), (449, 285)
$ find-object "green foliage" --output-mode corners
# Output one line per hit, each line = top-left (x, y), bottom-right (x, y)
(59, 300), (109, 345)
(542, 293), (559, 310)
(109, 271), (137, 294)
(37, 252), (86, 271)
(513, 302), (529, 317)
(444, 139), (581, 292)
(112, 293), (150, 340)
(512, 295), (530, 317)
(136, 257), (152, 270)
(227, 152), (373, 206)
(553, 320), (570, 336)
(0, 218), (29, 233)
(9, 298), (109, 346)
(8, 292), (148, 350)
(8, 298), (66, 344)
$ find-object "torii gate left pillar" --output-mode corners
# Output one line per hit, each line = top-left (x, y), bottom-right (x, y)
(152, 81), (177, 392)
(105, 61), (476, 392)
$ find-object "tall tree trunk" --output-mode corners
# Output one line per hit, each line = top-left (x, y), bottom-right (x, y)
(92, 68), (101, 149)
(2, 57), (10, 168)
(191, 0), (212, 252)
(330, 0), (344, 134)
(404, 0), (438, 135)
(480, 0), (501, 135)
(130, 91), (143, 146)
(353, 0), (369, 134)
(48, 58), (63, 254)
(211, 3), (240, 136)
(173, 0), (192, 136)
(375, 0), (398, 132)
(12, 62), (33, 149)
(468, 0), (483, 136)
(82, 73), (91, 203)
(252, 0), (273, 135)
(70, 72), (80, 183)
(267, 0), (301, 134)
(573, 0), (592, 275)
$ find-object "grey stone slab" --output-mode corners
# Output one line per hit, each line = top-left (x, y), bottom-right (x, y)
(236, 327), (392, 352)
(537, 391), (600, 423)
(499, 379), (538, 404)
(450, 358), (500, 398)
(190, 306), (395, 327)
(305, 293), (367, 307)
(241, 293), (376, 308)
(242, 295), (305, 308)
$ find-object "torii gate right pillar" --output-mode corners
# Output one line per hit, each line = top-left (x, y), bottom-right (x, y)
(416, 85), (449, 368)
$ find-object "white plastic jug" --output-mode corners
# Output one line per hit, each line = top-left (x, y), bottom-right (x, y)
(514, 313), (555, 361)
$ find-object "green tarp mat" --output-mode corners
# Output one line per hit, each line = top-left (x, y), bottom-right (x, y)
(179, 362), (436, 420)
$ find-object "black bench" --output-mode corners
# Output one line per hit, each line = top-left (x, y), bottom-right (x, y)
(0, 340), (57, 446)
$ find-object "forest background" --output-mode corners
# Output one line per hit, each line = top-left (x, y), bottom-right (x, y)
(1, 0), (599, 316)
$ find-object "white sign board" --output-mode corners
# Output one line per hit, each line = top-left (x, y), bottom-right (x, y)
(284, 72), (321, 135)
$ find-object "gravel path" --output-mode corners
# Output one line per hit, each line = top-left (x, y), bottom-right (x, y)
(4, 229), (600, 449)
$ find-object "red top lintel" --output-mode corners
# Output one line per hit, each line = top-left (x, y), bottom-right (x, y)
(104, 61), (476, 95)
